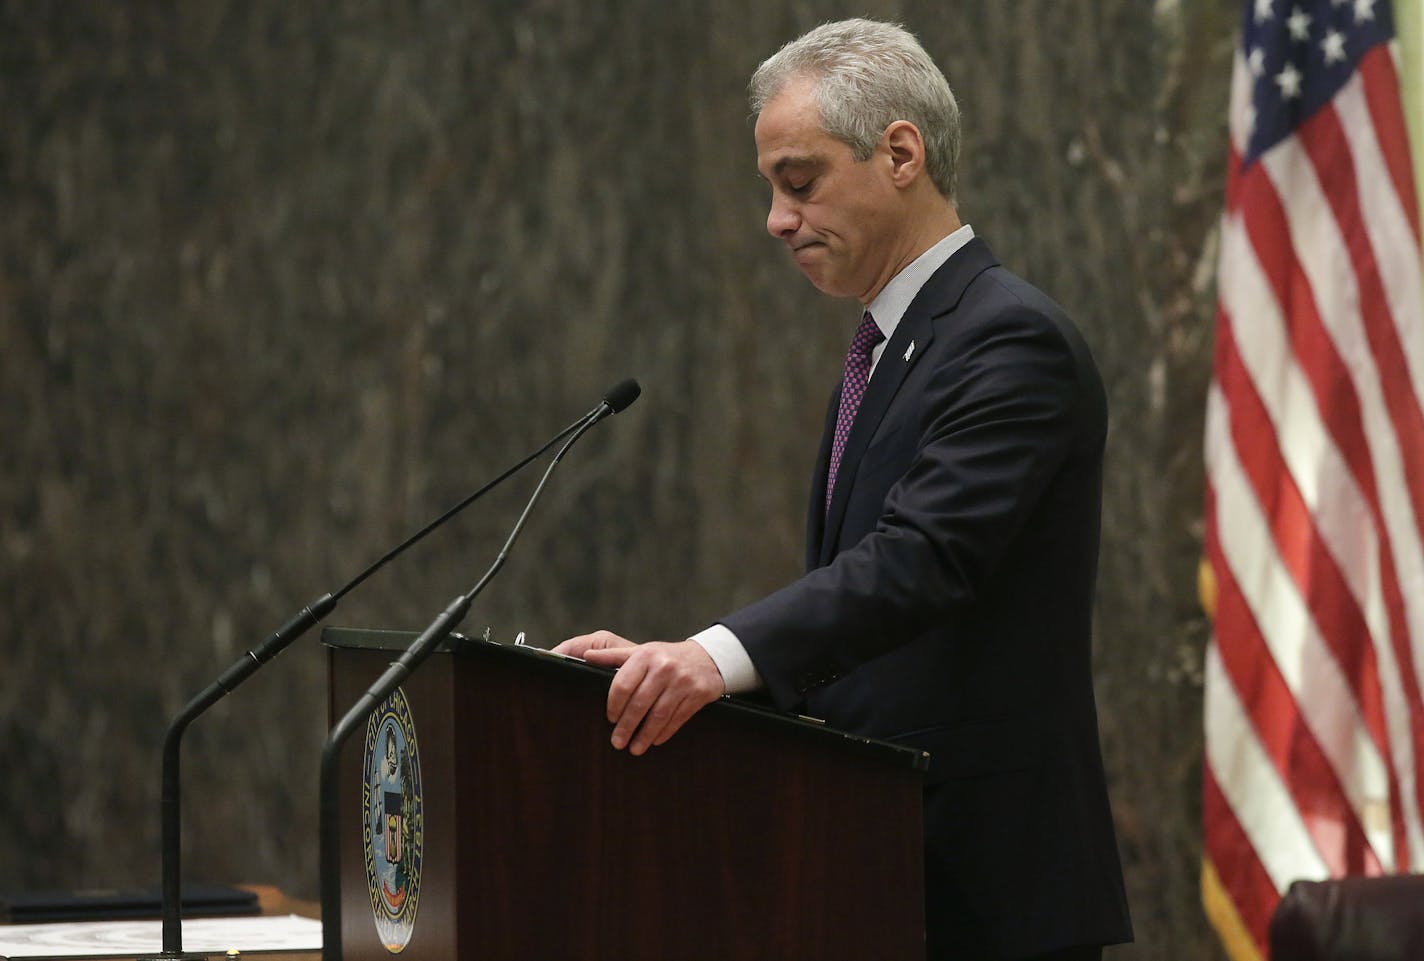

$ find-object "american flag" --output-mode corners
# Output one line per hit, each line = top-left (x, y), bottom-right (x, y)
(1202, 0), (1424, 957)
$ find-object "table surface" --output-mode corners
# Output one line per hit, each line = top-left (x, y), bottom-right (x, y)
(0, 885), (321, 961)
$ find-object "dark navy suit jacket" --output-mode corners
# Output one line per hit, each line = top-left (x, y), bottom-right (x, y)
(721, 238), (1133, 959)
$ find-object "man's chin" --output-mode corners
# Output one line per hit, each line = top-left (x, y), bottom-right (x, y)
(798, 268), (853, 299)
(790, 258), (834, 292)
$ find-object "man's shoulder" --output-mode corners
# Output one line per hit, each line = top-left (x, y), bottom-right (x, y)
(924, 257), (1104, 402)
(913, 238), (1063, 322)
(930, 261), (1074, 341)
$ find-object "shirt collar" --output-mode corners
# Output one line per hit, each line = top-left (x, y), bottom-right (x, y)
(865, 223), (975, 341)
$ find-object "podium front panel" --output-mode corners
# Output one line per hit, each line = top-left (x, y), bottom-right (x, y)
(327, 629), (925, 961)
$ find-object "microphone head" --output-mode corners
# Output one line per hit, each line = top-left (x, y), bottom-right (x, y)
(603, 378), (641, 414)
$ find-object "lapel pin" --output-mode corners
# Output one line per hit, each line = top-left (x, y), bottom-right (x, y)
(903, 340), (916, 362)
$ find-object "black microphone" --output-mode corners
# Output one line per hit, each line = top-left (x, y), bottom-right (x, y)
(140, 379), (640, 961)
(603, 377), (641, 414)
(316, 381), (640, 961)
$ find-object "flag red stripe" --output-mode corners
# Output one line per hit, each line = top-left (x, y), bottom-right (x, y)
(1204, 761), (1278, 955)
(1297, 99), (1424, 556)
(1204, 470), (1384, 876)
(1233, 159), (1384, 539)
(1233, 137), (1424, 870)
(1295, 102), (1424, 849)
(1358, 45), (1422, 241)
(1226, 143), (1244, 213)
(1213, 311), (1399, 797)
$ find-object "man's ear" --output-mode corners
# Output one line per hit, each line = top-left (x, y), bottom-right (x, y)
(882, 120), (927, 188)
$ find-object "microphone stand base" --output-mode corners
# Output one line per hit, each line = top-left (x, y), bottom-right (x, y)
(136, 953), (215, 960)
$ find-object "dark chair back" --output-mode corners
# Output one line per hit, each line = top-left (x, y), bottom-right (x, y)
(1269, 875), (1424, 961)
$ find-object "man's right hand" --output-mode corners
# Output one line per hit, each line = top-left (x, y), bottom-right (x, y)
(551, 630), (725, 755)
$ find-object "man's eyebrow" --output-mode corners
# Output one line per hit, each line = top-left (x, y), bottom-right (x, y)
(756, 156), (818, 181)
(772, 156), (817, 175)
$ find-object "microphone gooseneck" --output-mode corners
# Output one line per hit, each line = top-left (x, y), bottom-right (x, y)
(318, 385), (639, 961)
(141, 379), (640, 960)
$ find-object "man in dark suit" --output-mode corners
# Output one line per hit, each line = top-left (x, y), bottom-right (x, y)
(556, 18), (1131, 961)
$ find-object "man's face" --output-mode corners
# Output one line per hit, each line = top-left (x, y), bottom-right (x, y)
(755, 76), (901, 303)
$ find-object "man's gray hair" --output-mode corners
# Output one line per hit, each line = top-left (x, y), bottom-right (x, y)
(749, 19), (961, 201)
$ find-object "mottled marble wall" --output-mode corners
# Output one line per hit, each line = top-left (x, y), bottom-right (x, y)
(0, 2), (1234, 957)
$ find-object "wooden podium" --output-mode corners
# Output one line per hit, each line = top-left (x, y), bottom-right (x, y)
(325, 628), (927, 961)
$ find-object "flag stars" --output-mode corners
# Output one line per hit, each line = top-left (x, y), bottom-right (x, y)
(1248, 46), (1267, 77)
(1275, 61), (1303, 99)
(1240, 0), (1387, 167)
(1321, 29), (1347, 65)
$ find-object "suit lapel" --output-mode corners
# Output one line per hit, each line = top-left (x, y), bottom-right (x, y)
(805, 385), (839, 569)
(819, 312), (933, 564)
(818, 238), (1000, 563)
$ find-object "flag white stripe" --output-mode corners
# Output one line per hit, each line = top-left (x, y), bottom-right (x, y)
(1207, 384), (1397, 865)
(1218, 211), (1424, 859)
(1333, 73), (1424, 769)
(1205, 642), (1333, 889)
(1335, 69), (1424, 412)
(1263, 134), (1424, 776)
(1228, 51), (1252, 156)
(1218, 215), (1389, 676)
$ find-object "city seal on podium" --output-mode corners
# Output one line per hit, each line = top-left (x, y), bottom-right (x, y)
(362, 686), (424, 953)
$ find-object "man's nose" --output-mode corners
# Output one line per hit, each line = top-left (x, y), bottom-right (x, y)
(766, 195), (799, 238)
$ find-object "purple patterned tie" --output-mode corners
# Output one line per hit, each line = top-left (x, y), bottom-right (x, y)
(826, 311), (885, 514)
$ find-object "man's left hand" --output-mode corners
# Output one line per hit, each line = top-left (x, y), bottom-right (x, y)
(582, 641), (724, 756)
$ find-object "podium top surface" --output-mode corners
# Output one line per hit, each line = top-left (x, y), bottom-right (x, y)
(322, 626), (929, 773)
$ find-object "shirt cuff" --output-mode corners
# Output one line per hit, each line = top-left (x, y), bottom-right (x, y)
(690, 624), (764, 694)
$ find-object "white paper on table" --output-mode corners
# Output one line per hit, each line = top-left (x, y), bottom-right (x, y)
(0, 914), (322, 959)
